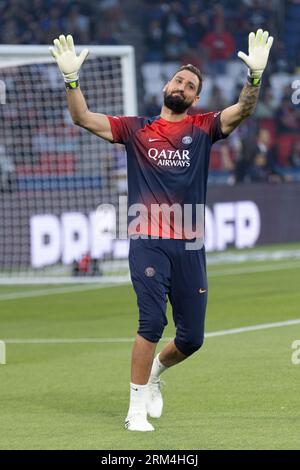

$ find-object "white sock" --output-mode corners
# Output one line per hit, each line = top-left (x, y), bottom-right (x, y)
(127, 382), (148, 417)
(149, 353), (168, 382)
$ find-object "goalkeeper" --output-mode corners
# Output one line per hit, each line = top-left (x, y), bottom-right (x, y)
(50, 29), (273, 432)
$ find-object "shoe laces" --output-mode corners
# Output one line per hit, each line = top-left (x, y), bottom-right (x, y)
(126, 408), (147, 422)
(149, 379), (165, 397)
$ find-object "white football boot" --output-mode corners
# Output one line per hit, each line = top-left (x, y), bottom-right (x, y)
(125, 409), (154, 432)
(147, 379), (165, 418)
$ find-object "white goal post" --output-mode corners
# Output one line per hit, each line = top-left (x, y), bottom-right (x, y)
(0, 45), (137, 284)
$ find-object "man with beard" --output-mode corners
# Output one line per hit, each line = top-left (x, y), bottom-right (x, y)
(50, 29), (273, 432)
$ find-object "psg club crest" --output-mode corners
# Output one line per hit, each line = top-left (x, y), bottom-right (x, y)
(182, 136), (192, 144)
(145, 267), (156, 277)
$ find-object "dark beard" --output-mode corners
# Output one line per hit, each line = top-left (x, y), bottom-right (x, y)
(163, 91), (191, 114)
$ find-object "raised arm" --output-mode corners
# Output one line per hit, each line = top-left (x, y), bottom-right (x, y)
(49, 34), (113, 142)
(220, 29), (274, 135)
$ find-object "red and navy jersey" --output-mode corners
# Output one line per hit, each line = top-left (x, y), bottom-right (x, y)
(107, 112), (228, 238)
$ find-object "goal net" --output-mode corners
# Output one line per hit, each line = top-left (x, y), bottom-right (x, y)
(0, 45), (137, 284)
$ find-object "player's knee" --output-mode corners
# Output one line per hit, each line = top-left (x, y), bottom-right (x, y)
(189, 335), (204, 355)
(175, 332), (204, 357)
(138, 315), (166, 343)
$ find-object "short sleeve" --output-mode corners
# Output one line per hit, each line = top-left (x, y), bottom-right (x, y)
(193, 111), (229, 144)
(107, 115), (138, 144)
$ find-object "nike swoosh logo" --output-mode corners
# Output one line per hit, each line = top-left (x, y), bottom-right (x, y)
(199, 288), (206, 294)
(148, 138), (161, 142)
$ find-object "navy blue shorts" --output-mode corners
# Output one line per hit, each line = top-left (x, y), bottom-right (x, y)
(128, 237), (208, 357)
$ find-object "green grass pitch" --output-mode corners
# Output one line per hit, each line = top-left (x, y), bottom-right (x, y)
(1, 247), (300, 449)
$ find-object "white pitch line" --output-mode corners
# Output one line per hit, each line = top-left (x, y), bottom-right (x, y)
(205, 318), (300, 337)
(1, 260), (300, 302)
(3, 338), (136, 344)
(3, 318), (300, 344)
(0, 282), (129, 301)
(208, 260), (300, 277)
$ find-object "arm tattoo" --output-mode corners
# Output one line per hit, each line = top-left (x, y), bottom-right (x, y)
(238, 82), (261, 118)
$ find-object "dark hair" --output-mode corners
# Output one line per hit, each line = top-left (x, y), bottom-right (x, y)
(171, 64), (203, 95)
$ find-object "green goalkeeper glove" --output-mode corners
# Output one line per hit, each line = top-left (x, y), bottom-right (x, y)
(237, 29), (274, 85)
(49, 34), (89, 83)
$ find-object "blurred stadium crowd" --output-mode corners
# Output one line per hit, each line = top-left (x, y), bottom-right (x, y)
(0, 0), (300, 188)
